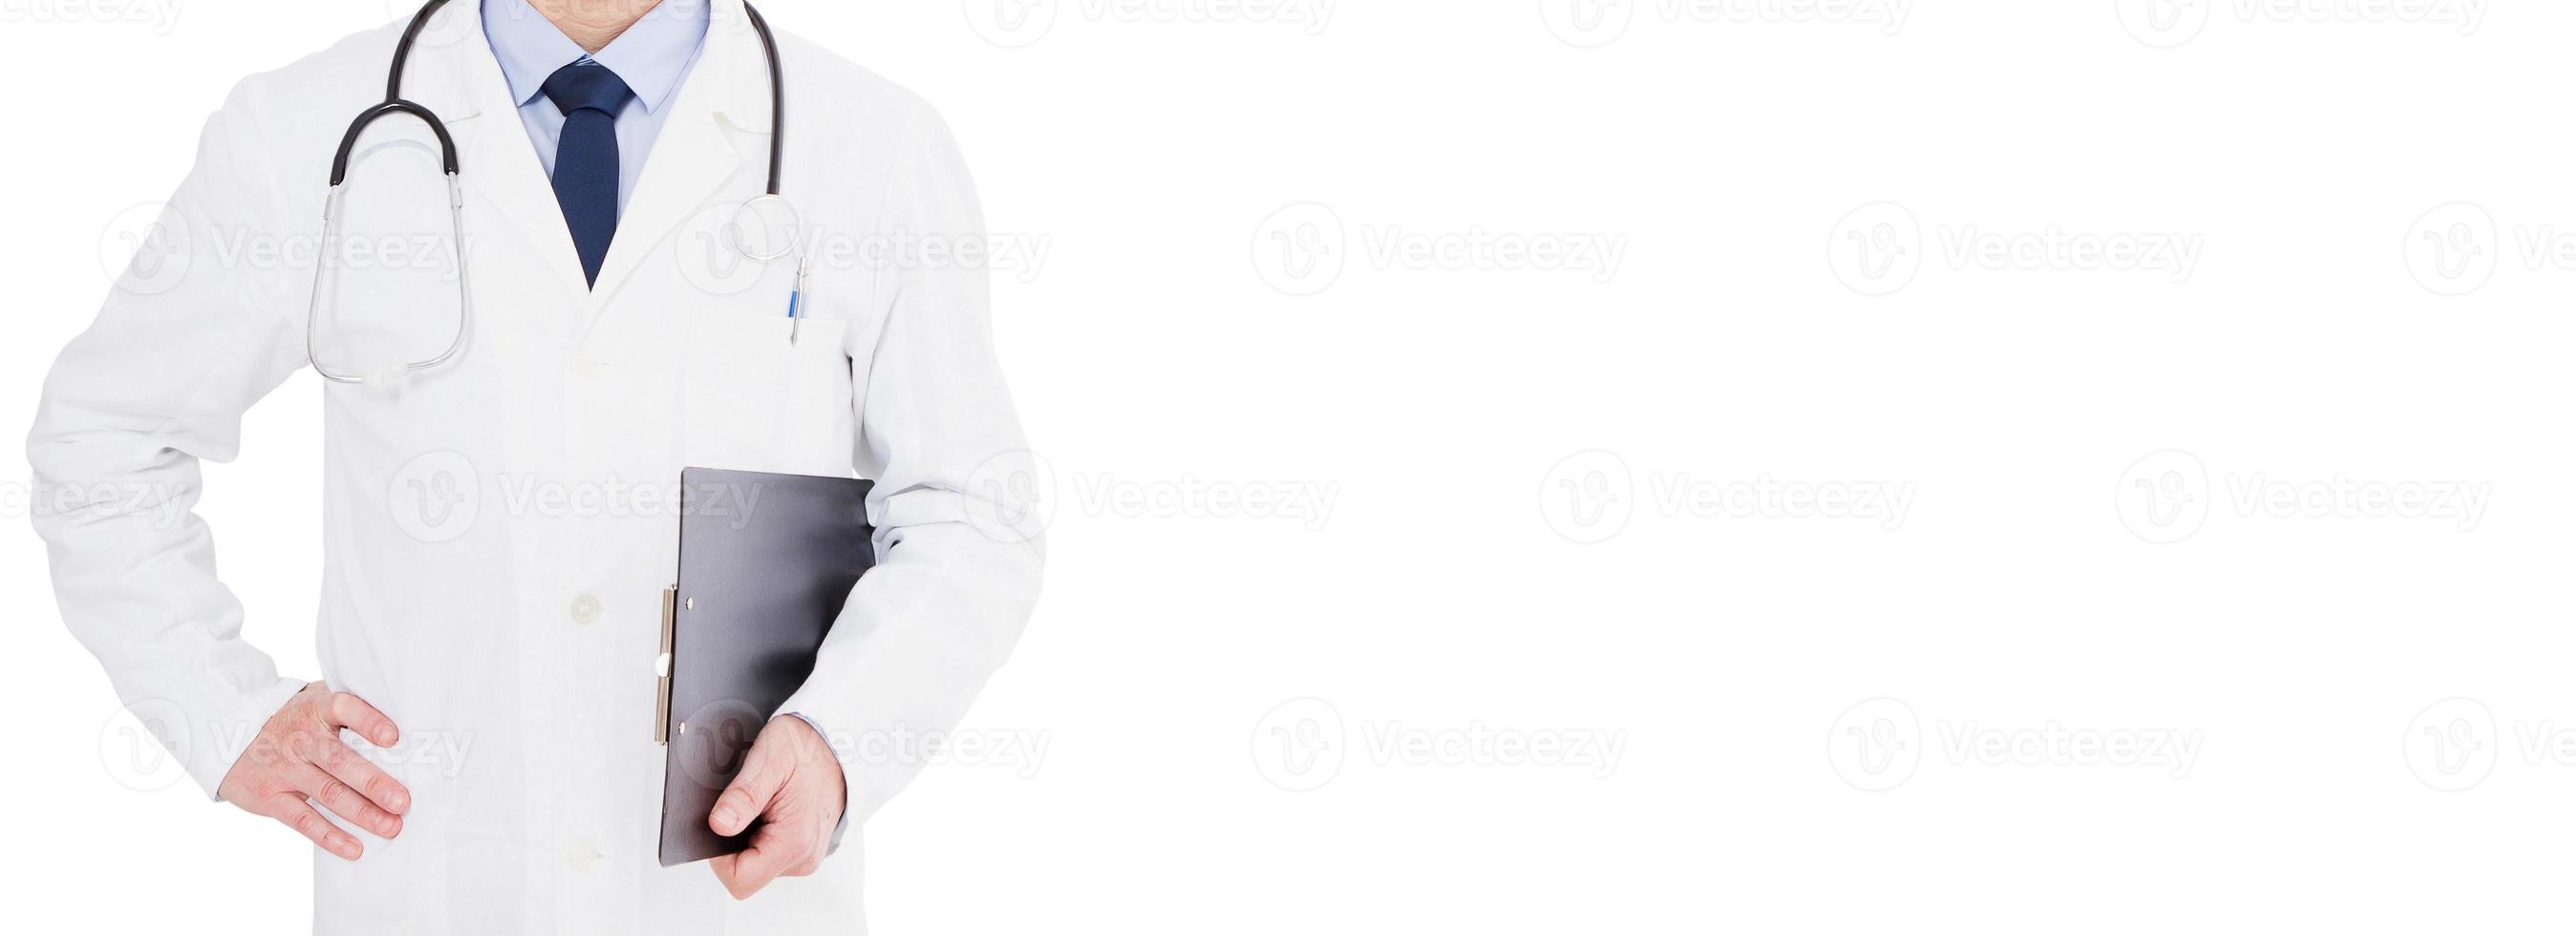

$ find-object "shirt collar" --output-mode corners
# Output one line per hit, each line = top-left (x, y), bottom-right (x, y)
(482, 0), (710, 115)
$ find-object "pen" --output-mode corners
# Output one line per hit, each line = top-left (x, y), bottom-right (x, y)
(785, 254), (811, 346)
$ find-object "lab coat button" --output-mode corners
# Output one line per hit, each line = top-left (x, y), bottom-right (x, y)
(572, 359), (601, 382)
(569, 594), (602, 625)
(567, 840), (603, 872)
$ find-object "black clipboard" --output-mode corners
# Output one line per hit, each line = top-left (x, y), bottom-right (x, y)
(655, 467), (874, 866)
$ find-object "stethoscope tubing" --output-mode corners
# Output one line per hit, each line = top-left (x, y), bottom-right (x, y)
(308, 0), (788, 384)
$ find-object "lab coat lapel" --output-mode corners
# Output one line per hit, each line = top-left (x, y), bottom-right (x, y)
(409, 0), (595, 303)
(586, 0), (765, 308)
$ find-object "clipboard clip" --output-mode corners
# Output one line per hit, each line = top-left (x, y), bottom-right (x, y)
(655, 585), (678, 745)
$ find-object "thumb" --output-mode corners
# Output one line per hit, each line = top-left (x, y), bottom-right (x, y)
(710, 739), (786, 837)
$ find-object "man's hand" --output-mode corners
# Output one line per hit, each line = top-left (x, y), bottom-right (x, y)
(708, 716), (847, 900)
(215, 681), (410, 861)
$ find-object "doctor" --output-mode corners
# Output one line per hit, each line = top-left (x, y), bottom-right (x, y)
(29, 0), (1043, 931)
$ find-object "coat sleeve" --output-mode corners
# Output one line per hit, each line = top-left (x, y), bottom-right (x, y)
(27, 84), (313, 799)
(777, 101), (1046, 826)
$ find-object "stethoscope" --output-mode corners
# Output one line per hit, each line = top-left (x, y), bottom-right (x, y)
(309, 0), (800, 386)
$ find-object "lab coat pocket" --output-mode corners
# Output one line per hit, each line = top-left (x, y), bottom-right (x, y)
(678, 303), (854, 476)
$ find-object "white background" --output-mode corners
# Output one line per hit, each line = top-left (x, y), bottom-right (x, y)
(3, 0), (2569, 931)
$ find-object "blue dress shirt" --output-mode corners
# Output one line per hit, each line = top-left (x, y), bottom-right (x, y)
(482, 0), (709, 211)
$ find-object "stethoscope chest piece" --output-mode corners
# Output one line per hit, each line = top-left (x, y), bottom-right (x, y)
(725, 194), (802, 263)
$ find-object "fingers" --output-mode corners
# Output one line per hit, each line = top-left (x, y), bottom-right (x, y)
(266, 795), (362, 861)
(217, 687), (413, 862)
(709, 852), (751, 900)
(314, 738), (412, 816)
(292, 763), (402, 840)
(707, 725), (837, 900)
(710, 827), (795, 900)
(709, 743), (784, 837)
(326, 691), (400, 748)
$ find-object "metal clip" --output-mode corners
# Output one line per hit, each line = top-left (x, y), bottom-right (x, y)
(654, 585), (677, 744)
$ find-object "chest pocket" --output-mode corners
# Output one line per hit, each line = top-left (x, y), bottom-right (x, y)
(678, 284), (856, 476)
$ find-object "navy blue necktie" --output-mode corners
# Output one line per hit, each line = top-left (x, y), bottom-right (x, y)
(541, 61), (634, 287)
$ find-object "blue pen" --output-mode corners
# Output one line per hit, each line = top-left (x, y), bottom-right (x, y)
(785, 254), (811, 345)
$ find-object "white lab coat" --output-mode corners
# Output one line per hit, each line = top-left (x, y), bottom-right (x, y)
(28, 1), (1043, 931)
